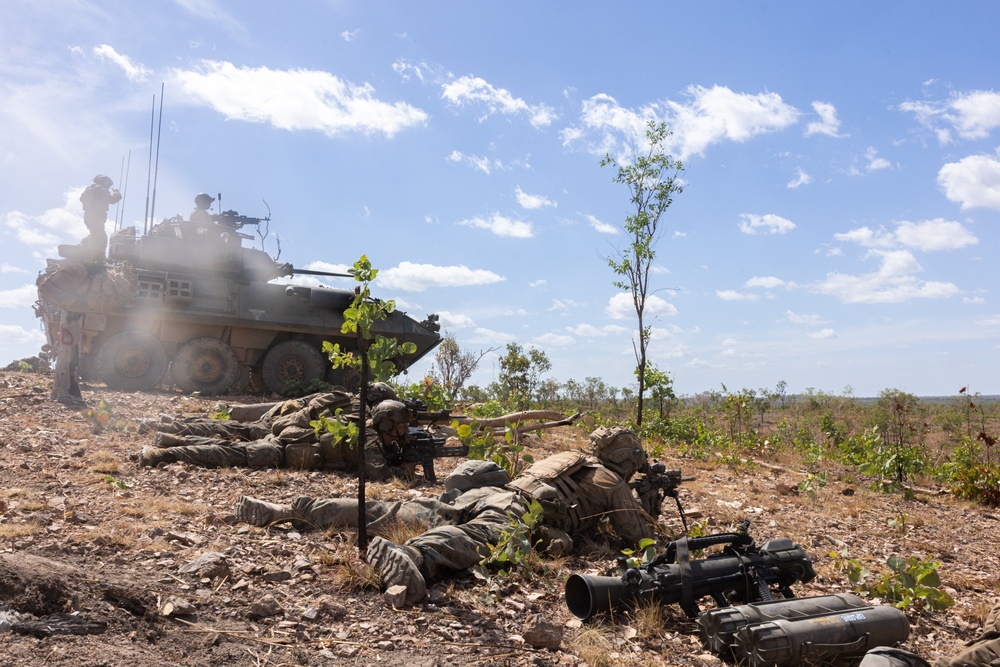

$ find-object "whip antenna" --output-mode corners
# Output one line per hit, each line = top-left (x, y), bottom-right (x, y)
(143, 93), (154, 234)
(149, 83), (165, 229)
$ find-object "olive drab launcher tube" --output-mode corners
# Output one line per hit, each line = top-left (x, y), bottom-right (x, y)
(733, 604), (910, 667)
(696, 593), (870, 655)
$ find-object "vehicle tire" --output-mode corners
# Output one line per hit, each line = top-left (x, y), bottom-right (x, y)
(96, 331), (168, 391)
(172, 337), (240, 396)
(328, 366), (362, 392)
(261, 340), (326, 394)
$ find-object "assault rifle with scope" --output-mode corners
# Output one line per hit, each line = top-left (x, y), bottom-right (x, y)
(630, 462), (694, 530)
(565, 520), (816, 620)
(384, 427), (469, 484)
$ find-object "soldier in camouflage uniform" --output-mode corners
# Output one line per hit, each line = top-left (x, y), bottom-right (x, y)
(506, 425), (655, 552)
(236, 459), (525, 605)
(139, 386), (414, 481)
(932, 602), (1000, 667)
(79, 174), (121, 252)
(235, 427), (659, 605)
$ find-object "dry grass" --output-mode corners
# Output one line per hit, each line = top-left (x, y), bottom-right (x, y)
(379, 517), (430, 545)
(315, 538), (380, 592)
(141, 497), (201, 517)
(0, 523), (42, 539)
(89, 521), (138, 549)
(568, 624), (645, 667)
(629, 597), (668, 641)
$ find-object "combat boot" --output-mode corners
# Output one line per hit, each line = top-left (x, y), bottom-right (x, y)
(366, 536), (426, 605)
(154, 432), (189, 448)
(233, 496), (300, 526)
(140, 446), (178, 467)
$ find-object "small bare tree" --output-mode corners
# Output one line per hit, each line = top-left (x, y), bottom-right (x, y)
(601, 120), (684, 426)
(430, 333), (496, 402)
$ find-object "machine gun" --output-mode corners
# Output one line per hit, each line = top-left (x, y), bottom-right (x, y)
(218, 209), (269, 230)
(629, 462), (693, 531)
(565, 521), (816, 620)
(385, 427), (469, 484)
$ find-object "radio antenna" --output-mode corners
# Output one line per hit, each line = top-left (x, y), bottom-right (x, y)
(143, 93), (154, 234)
(115, 149), (132, 230)
(149, 83), (165, 230)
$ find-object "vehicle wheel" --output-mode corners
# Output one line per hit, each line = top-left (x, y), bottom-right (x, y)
(96, 331), (168, 391)
(261, 340), (326, 394)
(172, 337), (240, 396)
(328, 366), (362, 392)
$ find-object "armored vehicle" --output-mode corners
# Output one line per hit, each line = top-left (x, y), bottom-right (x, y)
(35, 213), (441, 395)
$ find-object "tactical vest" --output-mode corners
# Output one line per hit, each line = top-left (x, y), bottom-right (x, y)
(507, 451), (600, 531)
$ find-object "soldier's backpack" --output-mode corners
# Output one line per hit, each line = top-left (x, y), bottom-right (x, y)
(507, 450), (592, 526)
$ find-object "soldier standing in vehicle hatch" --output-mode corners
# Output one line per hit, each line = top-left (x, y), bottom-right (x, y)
(79, 174), (121, 253)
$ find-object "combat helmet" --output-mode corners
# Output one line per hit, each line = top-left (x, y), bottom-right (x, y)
(589, 426), (647, 480)
(194, 193), (215, 209)
(93, 174), (113, 188)
(367, 382), (398, 405)
(372, 399), (410, 434)
(444, 460), (511, 493)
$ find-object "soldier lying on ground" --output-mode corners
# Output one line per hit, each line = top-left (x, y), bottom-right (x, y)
(932, 601), (1000, 667)
(139, 385), (421, 481)
(234, 427), (660, 605)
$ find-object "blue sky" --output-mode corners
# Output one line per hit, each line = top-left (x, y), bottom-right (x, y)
(2, 1), (999, 398)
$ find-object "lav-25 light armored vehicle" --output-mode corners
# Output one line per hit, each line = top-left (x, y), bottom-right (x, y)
(35, 212), (441, 395)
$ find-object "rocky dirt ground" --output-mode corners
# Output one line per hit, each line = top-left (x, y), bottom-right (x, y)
(0, 369), (998, 667)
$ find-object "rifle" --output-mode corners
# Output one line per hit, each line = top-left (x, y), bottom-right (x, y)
(565, 521), (816, 620)
(629, 462), (693, 531)
(386, 427), (469, 483)
(401, 398), (453, 426)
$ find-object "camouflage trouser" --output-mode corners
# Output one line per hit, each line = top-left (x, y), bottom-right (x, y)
(406, 507), (511, 579)
(290, 496), (463, 535)
(155, 435), (284, 468)
(155, 419), (271, 440)
(934, 603), (1000, 667)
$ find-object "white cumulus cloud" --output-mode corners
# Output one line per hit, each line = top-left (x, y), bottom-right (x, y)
(902, 90), (1000, 142)
(172, 60), (427, 138)
(836, 219), (977, 251)
(804, 101), (842, 137)
(585, 214), (618, 234)
(785, 310), (828, 326)
(0, 284), (37, 308)
(566, 323), (629, 337)
(93, 44), (149, 81)
(534, 333), (575, 346)
(788, 167), (812, 189)
(812, 249), (961, 304)
(745, 276), (786, 289)
(938, 154), (1000, 211)
(605, 292), (677, 319)
(458, 213), (533, 238)
(738, 213), (796, 235)
(563, 85), (799, 160)
(515, 186), (556, 210)
(377, 262), (506, 292)
(441, 75), (555, 128)
(0, 324), (44, 345)
(716, 290), (759, 301)
(808, 328), (837, 340)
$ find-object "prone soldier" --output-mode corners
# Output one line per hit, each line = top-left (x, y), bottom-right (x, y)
(234, 426), (665, 604)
